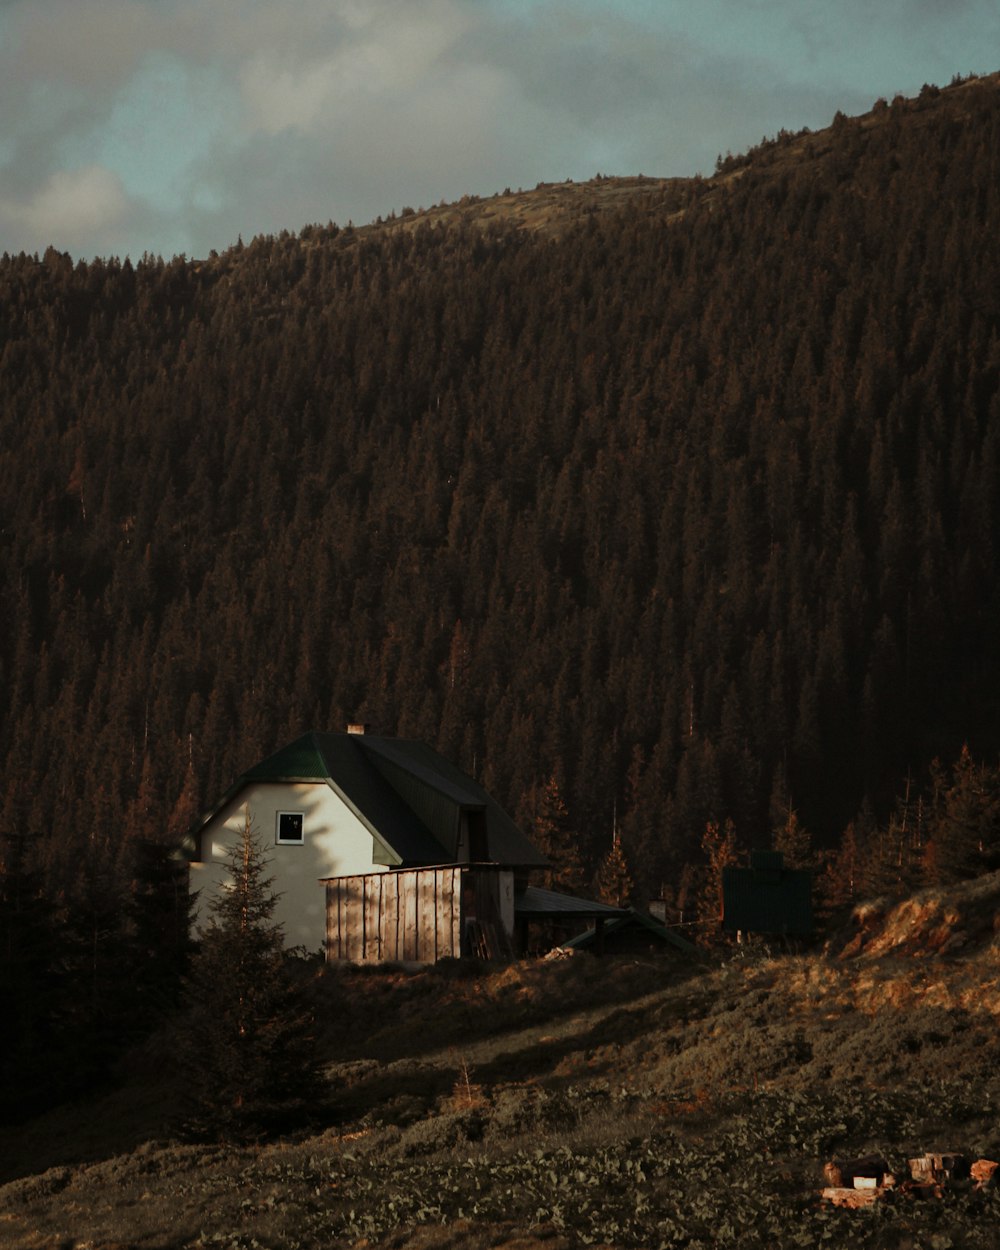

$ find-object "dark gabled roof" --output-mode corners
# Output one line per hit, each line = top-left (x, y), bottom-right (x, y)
(513, 885), (627, 919)
(559, 907), (698, 955)
(357, 734), (545, 866)
(360, 736), (486, 808)
(195, 731), (546, 869)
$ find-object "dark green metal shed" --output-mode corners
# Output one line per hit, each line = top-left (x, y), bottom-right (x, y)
(722, 850), (813, 936)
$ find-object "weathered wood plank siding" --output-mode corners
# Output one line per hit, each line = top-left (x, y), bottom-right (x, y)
(324, 866), (513, 963)
(345, 877), (363, 963)
(450, 870), (462, 953)
(386, 869), (400, 959)
(403, 872), (417, 960)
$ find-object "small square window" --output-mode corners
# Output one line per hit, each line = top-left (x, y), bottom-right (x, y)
(276, 812), (304, 845)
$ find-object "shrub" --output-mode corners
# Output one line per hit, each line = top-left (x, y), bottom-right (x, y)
(397, 1109), (484, 1157)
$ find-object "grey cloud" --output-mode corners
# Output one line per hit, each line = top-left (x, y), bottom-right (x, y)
(0, 0), (996, 260)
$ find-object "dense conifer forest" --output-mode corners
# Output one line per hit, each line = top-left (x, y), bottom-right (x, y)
(2, 71), (1000, 957)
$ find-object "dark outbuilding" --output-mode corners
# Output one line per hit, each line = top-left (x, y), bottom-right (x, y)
(722, 850), (813, 937)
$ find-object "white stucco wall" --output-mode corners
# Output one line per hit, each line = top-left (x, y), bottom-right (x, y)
(189, 781), (386, 950)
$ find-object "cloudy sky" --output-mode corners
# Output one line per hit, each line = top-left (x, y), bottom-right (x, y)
(0, 0), (996, 262)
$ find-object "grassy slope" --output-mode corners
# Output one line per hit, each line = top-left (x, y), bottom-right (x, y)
(2, 874), (999, 1249)
(370, 175), (694, 241)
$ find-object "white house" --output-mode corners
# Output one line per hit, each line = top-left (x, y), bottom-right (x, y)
(187, 726), (548, 953)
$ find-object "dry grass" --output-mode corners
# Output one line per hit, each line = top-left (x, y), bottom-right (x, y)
(365, 176), (693, 243)
(3, 876), (1000, 1248)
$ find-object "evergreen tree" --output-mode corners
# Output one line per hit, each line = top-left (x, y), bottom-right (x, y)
(923, 746), (1000, 884)
(818, 820), (861, 915)
(770, 770), (813, 869)
(863, 814), (914, 899)
(125, 838), (195, 1028)
(527, 775), (588, 895)
(696, 818), (739, 946)
(177, 807), (321, 1141)
(60, 844), (133, 1083)
(772, 807), (813, 871)
(592, 830), (634, 908)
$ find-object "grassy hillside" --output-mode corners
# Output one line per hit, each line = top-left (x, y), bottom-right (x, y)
(3, 874), (999, 1249)
(360, 174), (694, 242)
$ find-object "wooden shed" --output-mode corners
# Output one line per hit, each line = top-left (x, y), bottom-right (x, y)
(323, 864), (516, 963)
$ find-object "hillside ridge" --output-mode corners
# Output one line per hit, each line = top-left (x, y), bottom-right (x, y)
(306, 70), (1000, 249)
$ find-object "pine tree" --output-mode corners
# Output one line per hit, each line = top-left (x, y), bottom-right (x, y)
(60, 844), (132, 1083)
(770, 773), (813, 870)
(772, 807), (813, 871)
(177, 807), (321, 1141)
(166, 751), (200, 841)
(817, 820), (860, 915)
(528, 775), (587, 895)
(125, 838), (195, 1027)
(923, 746), (1000, 884)
(592, 830), (634, 908)
(695, 818), (739, 946)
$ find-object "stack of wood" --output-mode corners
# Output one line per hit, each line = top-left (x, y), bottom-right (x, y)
(822, 1152), (999, 1207)
(821, 1155), (893, 1208)
(905, 1151), (968, 1198)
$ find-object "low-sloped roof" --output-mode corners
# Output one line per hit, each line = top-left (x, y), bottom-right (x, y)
(559, 907), (698, 955)
(513, 885), (627, 919)
(194, 730), (546, 869)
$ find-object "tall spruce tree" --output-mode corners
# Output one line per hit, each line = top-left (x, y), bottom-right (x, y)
(924, 747), (1000, 884)
(125, 838), (196, 1030)
(592, 830), (634, 908)
(527, 775), (587, 895)
(177, 807), (321, 1141)
(696, 819), (739, 946)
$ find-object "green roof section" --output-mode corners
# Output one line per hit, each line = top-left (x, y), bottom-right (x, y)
(242, 734), (333, 782)
(193, 730), (546, 870)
